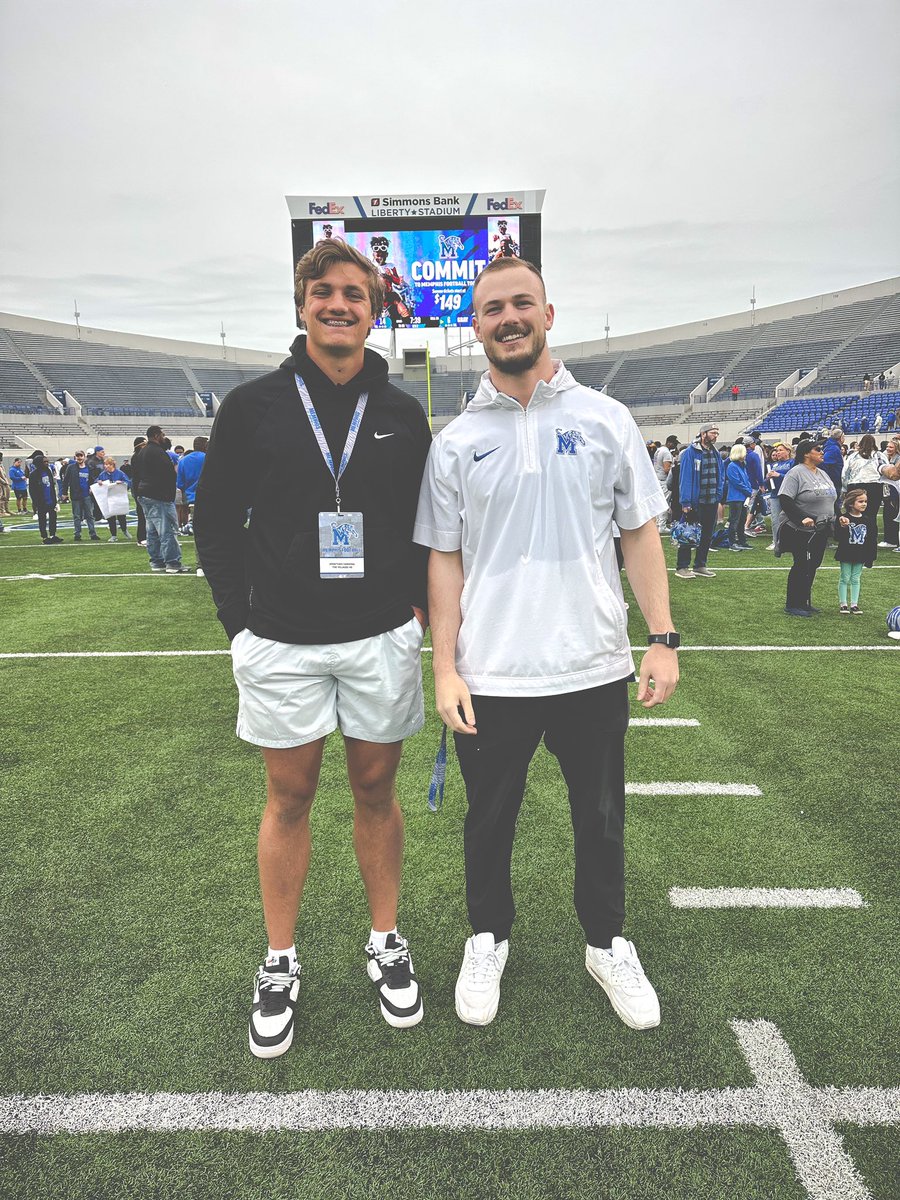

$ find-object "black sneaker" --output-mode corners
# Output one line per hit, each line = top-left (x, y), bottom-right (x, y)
(365, 933), (423, 1028)
(249, 955), (301, 1059)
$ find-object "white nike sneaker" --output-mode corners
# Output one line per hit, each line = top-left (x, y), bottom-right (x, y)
(455, 932), (509, 1026)
(586, 937), (660, 1030)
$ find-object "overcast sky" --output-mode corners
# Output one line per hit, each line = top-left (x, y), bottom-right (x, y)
(2, 0), (898, 355)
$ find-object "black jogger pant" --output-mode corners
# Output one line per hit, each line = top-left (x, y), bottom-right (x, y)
(782, 524), (828, 609)
(454, 680), (629, 949)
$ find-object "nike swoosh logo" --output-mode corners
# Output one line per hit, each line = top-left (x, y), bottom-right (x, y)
(473, 447), (500, 462)
(374, 432), (395, 439)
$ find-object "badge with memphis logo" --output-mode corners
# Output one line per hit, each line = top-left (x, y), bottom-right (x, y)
(318, 511), (364, 578)
(556, 428), (586, 455)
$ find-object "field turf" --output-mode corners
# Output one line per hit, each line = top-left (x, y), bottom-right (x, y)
(0, 512), (897, 1200)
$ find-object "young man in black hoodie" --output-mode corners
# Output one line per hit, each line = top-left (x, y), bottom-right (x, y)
(194, 238), (432, 1056)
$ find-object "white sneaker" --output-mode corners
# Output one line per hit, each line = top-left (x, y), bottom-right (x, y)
(455, 932), (509, 1025)
(586, 937), (660, 1030)
(365, 933), (423, 1028)
(249, 955), (301, 1058)
(674, 567), (695, 580)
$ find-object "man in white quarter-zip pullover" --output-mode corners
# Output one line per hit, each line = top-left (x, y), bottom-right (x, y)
(414, 257), (680, 1031)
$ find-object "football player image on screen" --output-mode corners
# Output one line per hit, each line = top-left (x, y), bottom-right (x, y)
(370, 235), (414, 325)
(489, 218), (520, 261)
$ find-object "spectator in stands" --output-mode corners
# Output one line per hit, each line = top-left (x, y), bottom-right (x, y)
(676, 422), (723, 579)
(862, 372), (873, 393)
(61, 450), (101, 542)
(878, 372), (886, 391)
(27, 450), (62, 544)
(652, 436), (677, 534)
(95, 456), (131, 542)
(725, 445), (751, 551)
(131, 425), (187, 574)
(776, 440), (836, 617)
(175, 436), (207, 533)
(842, 434), (892, 540)
(9, 458), (28, 513)
(0, 453), (11, 518)
(881, 437), (900, 548)
(765, 443), (793, 551)
(731, 383), (740, 402)
(122, 436), (148, 545)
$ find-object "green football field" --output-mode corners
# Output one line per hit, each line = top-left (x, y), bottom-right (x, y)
(1, 512), (897, 1200)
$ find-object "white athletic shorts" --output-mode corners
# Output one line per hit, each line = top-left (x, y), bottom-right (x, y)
(231, 616), (426, 749)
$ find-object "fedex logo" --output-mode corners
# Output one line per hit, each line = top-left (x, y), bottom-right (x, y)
(308, 202), (345, 215)
(486, 196), (523, 211)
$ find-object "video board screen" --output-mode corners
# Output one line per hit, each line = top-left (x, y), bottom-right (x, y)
(311, 218), (522, 328)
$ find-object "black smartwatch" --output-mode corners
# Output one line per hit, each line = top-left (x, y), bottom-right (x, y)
(647, 632), (680, 649)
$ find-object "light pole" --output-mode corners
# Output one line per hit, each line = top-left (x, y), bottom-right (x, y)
(74, 300), (81, 340)
(220, 322), (227, 360)
(604, 313), (610, 354)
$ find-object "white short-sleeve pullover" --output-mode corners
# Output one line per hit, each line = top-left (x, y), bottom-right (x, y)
(414, 362), (667, 696)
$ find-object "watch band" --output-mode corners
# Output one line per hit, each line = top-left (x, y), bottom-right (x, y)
(647, 632), (680, 649)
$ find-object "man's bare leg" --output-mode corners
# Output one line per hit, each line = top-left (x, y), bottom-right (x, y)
(258, 739), (326, 950)
(344, 737), (404, 931)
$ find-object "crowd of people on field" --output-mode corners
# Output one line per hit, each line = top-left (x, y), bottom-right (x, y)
(645, 424), (900, 616)
(0, 437), (208, 559)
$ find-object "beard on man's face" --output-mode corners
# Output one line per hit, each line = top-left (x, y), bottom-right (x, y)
(484, 324), (547, 375)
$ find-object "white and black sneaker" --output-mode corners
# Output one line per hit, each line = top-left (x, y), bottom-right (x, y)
(365, 933), (423, 1028)
(249, 955), (301, 1059)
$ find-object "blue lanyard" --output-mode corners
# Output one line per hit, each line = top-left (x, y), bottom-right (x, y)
(295, 374), (368, 512)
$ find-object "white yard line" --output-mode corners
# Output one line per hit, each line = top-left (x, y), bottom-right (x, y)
(0, 573), (198, 581)
(669, 565), (900, 571)
(626, 782), (762, 796)
(1, 1021), (894, 1200)
(629, 718), (700, 727)
(669, 887), (867, 909)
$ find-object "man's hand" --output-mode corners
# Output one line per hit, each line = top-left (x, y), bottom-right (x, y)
(412, 605), (427, 631)
(682, 504), (693, 513)
(802, 517), (815, 528)
(435, 670), (477, 734)
(636, 645), (679, 708)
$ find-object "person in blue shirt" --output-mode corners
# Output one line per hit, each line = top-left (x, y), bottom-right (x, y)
(175, 436), (208, 533)
(9, 458), (29, 513)
(61, 450), (101, 541)
(27, 450), (62, 543)
(764, 443), (794, 551)
(94, 456), (131, 542)
(725, 444), (752, 550)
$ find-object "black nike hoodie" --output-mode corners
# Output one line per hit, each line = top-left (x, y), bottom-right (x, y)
(194, 335), (432, 643)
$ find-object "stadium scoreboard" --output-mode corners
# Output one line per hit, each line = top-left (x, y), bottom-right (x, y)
(286, 190), (545, 329)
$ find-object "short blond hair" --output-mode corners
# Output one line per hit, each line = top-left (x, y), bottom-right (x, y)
(729, 443), (746, 461)
(293, 239), (384, 320)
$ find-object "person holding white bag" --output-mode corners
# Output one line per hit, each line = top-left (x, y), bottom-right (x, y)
(93, 456), (132, 542)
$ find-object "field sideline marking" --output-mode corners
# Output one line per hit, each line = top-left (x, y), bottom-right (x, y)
(0, 646), (896, 660)
(669, 887), (867, 908)
(1, 1022), (894, 1200)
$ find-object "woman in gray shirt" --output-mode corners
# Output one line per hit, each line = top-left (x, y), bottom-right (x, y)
(777, 440), (838, 616)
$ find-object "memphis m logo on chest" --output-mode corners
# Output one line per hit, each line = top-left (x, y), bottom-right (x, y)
(556, 428), (586, 455)
(331, 522), (359, 547)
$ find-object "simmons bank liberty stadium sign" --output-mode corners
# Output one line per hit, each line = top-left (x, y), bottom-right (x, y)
(286, 191), (545, 220)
